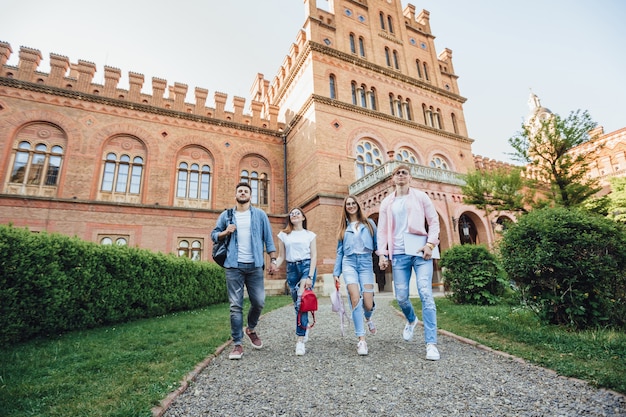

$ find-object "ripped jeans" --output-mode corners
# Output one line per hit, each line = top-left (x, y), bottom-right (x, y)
(391, 254), (437, 344)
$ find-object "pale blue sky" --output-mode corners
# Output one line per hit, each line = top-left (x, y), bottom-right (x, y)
(3, 1), (625, 163)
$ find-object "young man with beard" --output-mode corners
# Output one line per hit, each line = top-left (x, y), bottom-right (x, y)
(211, 182), (278, 359)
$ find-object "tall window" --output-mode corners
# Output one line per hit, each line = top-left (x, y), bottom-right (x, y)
(176, 162), (211, 200)
(393, 50), (400, 69)
(451, 113), (459, 134)
(387, 15), (394, 33)
(379, 12), (385, 30)
(351, 82), (358, 105)
(329, 74), (337, 99)
(384, 47), (391, 67)
(355, 140), (383, 179)
(359, 84), (367, 107)
(416, 59), (423, 78)
(9, 141), (63, 186)
(423, 62), (429, 81)
(349, 33), (356, 54)
(368, 88), (377, 110)
(241, 170), (269, 205)
(389, 94), (395, 116)
(178, 239), (203, 261)
(358, 37), (365, 57)
(101, 153), (143, 194)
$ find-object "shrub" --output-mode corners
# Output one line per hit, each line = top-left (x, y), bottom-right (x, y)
(499, 207), (626, 330)
(0, 224), (228, 346)
(440, 244), (508, 305)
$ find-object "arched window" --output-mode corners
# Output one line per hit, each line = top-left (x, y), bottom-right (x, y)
(351, 82), (358, 105)
(349, 33), (356, 54)
(329, 74), (337, 99)
(100, 153), (143, 195)
(359, 84), (367, 107)
(430, 156), (450, 170)
(387, 15), (394, 33)
(9, 141), (64, 186)
(423, 62), (429, 81)
(416, 59), (422, 78)
(389, 94), (395, 116)
(379, 12), (385, 30)
(393, 50), (400, 69)
(434, 108), (442, 129)
(355, 140), (383, 179)
(368, 88), (377, 110)
(240, 170), (269, 205)
(451, 113), (459, 134)
(423, 104), (434, 127)
(396, 95), (403, 118)
(176, 162), (211, 200)
(404, 99), (412, 121)
(358, 37), (365, 57)
(395, 148), (418, 164)
(384, 47), (391, 67)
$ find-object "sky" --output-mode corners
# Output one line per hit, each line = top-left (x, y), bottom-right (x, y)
(3, 0), (625, 163)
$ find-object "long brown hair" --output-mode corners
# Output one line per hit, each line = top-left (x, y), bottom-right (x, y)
(335, 195), (374, 240)
(282, 207), (307, 234)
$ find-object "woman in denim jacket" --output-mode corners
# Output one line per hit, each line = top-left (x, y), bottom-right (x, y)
(333, 195), (377, 355)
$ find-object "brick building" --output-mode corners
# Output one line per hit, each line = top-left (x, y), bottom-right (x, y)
(1, 0), (515, 294)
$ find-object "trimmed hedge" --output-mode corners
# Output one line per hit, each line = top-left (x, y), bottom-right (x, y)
(0, 224), (227, 346)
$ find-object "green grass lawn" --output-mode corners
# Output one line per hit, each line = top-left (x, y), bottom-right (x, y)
(1, 295), (624, 417)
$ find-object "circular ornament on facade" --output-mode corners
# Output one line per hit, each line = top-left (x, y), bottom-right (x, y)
(420, 42), (427, 49)
(191, 151), (201, 159)
(345, 8), (352, 16)
(251, 160), (260, 168)
(37, 129), (51, 138)
(410, 38), (416, 45)
(122, 141), (132, 150)
(358, 15), (365, 22)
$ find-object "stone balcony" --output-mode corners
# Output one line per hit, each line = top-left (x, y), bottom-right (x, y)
(349, 161), (466, 195)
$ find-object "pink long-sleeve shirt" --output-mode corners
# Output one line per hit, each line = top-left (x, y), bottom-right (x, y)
(376, 188), (440, 260)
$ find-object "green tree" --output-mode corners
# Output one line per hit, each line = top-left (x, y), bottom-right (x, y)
(508, 109), (601, 207)
(607, 176), (626, 223)
(461, 167), (527, 219)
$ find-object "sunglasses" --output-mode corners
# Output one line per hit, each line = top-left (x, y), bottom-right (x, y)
(394, 169), (410, 176)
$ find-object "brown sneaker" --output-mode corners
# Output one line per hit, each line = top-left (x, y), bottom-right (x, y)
(228, 344), (243, 360)
(246, 327), (263, 349)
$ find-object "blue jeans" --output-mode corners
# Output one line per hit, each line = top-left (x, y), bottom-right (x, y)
(341, 253), (375, 337)
(392, 254), (437, 344)
(286, 259), (316, 337)
(225, 263), (266, 345)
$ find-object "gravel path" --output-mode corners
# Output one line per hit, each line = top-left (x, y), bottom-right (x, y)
(158, 294), (625, 417)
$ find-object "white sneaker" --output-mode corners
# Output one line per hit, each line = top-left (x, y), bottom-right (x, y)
(295, 341), (306, 356)
(426, 343), (440, 361)
(303, 329), (309, 343)
(357, 340), (368, 356)
(403, 320), (418, 341)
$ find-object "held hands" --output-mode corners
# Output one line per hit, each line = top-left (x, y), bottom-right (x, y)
(379, 256), (389, 270)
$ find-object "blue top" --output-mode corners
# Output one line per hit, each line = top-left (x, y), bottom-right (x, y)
(211, 206), (276, 268)
(333, 218), (377, 277)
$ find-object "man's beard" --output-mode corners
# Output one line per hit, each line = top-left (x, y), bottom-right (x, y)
(236, 196), (250, 204)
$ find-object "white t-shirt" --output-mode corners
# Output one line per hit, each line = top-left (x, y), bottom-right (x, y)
(277, 229), (316, 262)
(391, 195), (409, 254)
(234, 209), (254, 263)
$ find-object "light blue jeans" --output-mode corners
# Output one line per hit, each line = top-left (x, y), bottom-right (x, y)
(392, 254), (437, 344)
(286, 259), (317, 337)
(341, 253), (375, 337)
(225, 263), (266, 345)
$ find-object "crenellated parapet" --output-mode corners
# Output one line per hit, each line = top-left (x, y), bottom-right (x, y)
(473, 155), (520, 172)
(0, 40), (279, 130)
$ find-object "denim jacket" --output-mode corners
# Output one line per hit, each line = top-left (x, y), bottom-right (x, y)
(211, 206), (276, 268)
(333, 218), (377, 277)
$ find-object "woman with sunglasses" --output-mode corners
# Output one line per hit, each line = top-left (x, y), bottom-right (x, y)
(377, 164), (441, 361)
(274, 207), (317, 356)
(332, 195), (378, 356)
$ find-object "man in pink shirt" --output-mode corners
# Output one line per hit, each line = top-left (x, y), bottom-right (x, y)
(377, 164), (441, 361)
